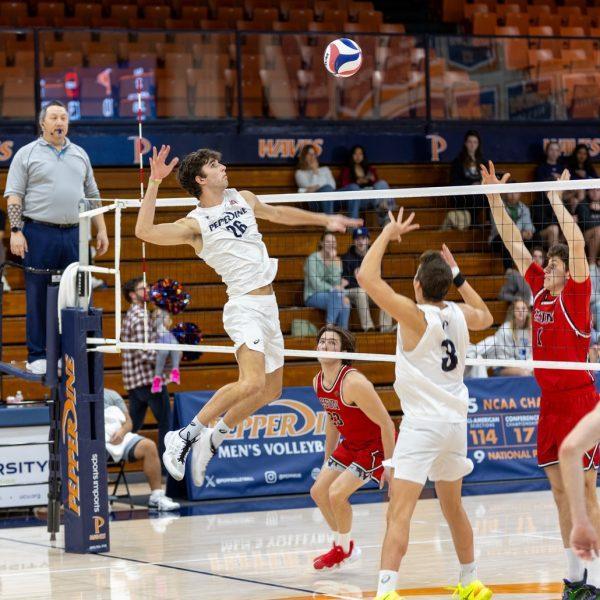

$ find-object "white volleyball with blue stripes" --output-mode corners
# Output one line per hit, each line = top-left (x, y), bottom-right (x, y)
(323, 38), (362, 78)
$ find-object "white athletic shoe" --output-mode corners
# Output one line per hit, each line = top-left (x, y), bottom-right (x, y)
(339, 542), (362, 568)
(162, 430), (196, 481)
(26, 359), (47, 375)
(148, 491), (180, 512)
(191, 427), (216, 487)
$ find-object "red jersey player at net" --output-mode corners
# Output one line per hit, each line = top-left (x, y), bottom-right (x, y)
(310, 324), (396, 571)
(482, 161), (600, 595)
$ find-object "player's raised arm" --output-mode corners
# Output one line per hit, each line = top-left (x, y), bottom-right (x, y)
(441, 244), (493, 331)
(357, 208), (423, 331)
(135, 145), (200, 247)
(240, 190), (362, 232)
(481, 161), (532, 276)
(547, 169), (589, 282)
(559, 404), (600, 560)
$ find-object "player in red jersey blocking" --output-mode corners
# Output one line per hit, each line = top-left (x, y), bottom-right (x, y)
(310, 325), (396, 570)
(482, 162), (600, 596)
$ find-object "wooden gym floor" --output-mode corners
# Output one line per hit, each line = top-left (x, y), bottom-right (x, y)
(0, 489), (571, 600)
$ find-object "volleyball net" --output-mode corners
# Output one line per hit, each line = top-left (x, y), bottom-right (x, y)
(78, 173), (600, 373)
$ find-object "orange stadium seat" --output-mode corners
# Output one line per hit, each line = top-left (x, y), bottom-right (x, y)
(143, 5), (171, 21)
(496, 4), (521, 22)
(194, 77), (229, 118)
(37, 2), (66, 19)
(0, 3), (28, 26)
(357, 10), (383, 29)
(87, 51), (118, 67)
(473, 12), (497, 35)
(464, 3), (488, 20)
(538, 13), (562, 34)
(279, 0), (307, 19)
(156, 77), (190, 118)
(109, 5), (138, 26)
(442, 0), (464, 23)
(506, 12), (529, 34)
(216, 7), (244, 27)
(560, 26), (585, 37)
(526, 5), (551, 25)
(180, 6), (209, 25)
(501, 33), (529, 70)
(322, 8), (348, 28)
(347, 1), (375, 21)
(2, 77), (35, 117)
(52, 50), (84, 68)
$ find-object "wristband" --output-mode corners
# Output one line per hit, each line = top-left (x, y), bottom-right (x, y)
(149, 178), (162, 185)
(453, 272), (466, 287)
(7, 204), (23, 230)
(451, 266), (460, 278)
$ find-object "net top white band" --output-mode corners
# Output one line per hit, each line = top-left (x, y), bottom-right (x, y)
(80, 176), (600, 215)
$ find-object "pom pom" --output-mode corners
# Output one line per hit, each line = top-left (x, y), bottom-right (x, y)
(149, 278), (190, 315)
(171, 322), (203, 362)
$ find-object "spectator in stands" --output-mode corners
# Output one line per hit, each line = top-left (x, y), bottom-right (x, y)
(474, 298), (532, 377)
(341, 227), (394, 332)
(3, 100), (109, 375)
(532, 142), (562, 249)
(498, 246), (544, 306)
(489, 184), (535, 270)
(576, 188), (600, 264)
(449, 130), (487, 225)
(304, 232), (350, 329)
(295, 145), (337, 214)
(104, 388), (179, 511)
(567, 143), (598, 180)
(121, 277), (171, 459)
(339, 145), (395, 225)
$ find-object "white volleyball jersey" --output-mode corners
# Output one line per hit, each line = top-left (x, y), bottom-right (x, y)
(394, 302), (469, 422)
(186, 189), (278, 298)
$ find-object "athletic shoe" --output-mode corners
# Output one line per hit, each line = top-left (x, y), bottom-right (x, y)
(191, 427), (216, 487)
(338, 540), (362, 568)
(313, 543), (343, 570)
(562, 574), (600, 600)
(169, 368), (180, 384)
(148, 491), (180, 512)
(162, 430), (197, 481)
(26, 359), (47, 375)
(449, 580), (493, 599)
(151, 376), (163, 393)
(374, 593), (405, 600)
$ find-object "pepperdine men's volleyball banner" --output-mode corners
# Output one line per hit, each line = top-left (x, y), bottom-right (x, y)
(170, 378), (564, 501)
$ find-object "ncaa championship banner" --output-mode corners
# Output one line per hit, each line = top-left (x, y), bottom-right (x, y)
(464, 376), (542, 491)
(173, 387), (335, 500)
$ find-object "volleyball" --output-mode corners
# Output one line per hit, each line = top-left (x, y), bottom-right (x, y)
(323, 38), (362, 78)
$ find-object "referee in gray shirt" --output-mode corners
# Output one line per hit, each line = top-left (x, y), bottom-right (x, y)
(3, 100), (109, 374)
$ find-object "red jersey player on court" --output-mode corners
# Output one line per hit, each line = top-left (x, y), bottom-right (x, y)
(310, 325), (396, 570)
(483, 162), (600, 597)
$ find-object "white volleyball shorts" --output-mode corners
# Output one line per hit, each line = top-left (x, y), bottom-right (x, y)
(223, 293), (285, 374)
(385, 417), (474, 485)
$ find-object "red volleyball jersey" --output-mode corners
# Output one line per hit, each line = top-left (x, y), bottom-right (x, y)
(315, 365), (381, 450)
(525, 262), (594, 394)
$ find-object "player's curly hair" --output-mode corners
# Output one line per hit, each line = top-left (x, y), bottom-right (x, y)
(177, 148), (222, 198)
(547, 243), (569, 268)
(317, 325), (356, 365)
(416, 250), (452, 302)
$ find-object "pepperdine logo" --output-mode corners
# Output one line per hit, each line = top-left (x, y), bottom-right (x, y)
(61, 355), (80, 516)
(208, 208), (248, 231)
(0, 141), (13, 161)
(224, 399), (327, 440)
(258, 138), (323, 159)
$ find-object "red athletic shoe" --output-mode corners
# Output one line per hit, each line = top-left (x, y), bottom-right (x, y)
(313, 543), (343, 570)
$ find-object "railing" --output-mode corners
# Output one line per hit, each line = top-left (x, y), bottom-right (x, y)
(0, 27), (599, 123)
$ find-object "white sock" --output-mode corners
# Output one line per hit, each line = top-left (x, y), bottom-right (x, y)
(377, 570), (398, 596)
(180, 418), (205, 441)
(566, 548), (586, 582)
(332, 531), (340, 545)
(587, 557), (600, 586)
(338, 531), (351, 553)
(149, 489), (163, 499)
(459, 561), (477, 585)
(210, 418), (232, 449)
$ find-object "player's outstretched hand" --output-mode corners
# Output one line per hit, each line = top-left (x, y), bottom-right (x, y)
(383, 207), (419, 243)
(546, 168), (570, 202)
(325, 214), (363, 233)
(149, 145), (179, 181)
(570, 518), (599, 561)
(480, 160), (510, 185)
(441, 243), (458, 270)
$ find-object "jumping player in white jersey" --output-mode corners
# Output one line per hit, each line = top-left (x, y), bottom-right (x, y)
(135, 145), (361, 484)
(357, 209), (494, 600)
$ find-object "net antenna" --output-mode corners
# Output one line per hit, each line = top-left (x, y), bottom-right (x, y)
(136, 76), (149, 344)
